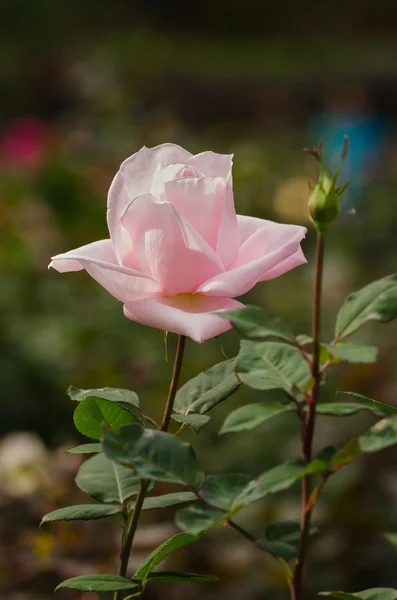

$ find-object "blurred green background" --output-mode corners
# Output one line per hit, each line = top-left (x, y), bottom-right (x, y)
(2, 1), (397, 598)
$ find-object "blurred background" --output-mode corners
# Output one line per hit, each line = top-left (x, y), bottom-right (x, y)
(2, 1), (397, 598)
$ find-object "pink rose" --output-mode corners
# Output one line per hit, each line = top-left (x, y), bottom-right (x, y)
(50, 144), (306, 342)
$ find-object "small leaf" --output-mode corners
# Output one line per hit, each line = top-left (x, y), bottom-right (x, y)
(75, 452), (142, 504)
(142, 571), (218, 583)
(171, 413), (211, 433)
(173, 360), (240, 415)
(296, 334), (313, 346)
(316, 403), (384, 417)
(140, 492), (197, 511)
(235, 341), (311, 395)
(105, 427), (204, 488)
(176, 502), (226, 535)
(337, 392), (397, 417)
(56, 574), (138, 592)
(359, 417), (397, 453)
(200, 474), (252, 510)
(220, 402), (294, 434)
(73, 397), (136, 440)
(319, 589), (397, 600)
(326, 343), (378, 364)
(68, 386), (140, 410)
(335, 274), (397, 339)
(134, 533), (201, 581)
(41, 504), (120, 525)
(256, 520), (317, 560)
(66, 443), (102, 455)
(220, 305), (295, 342)
(330, 439), (362, 469)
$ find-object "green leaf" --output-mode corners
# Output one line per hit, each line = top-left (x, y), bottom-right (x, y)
(296, 335), (312, 346)
(66, 443), (102, 455)
(236, 457), (327, 507)
(68, 386), (140, 411)
(335, 274), (397, 339)
(141, 571), (218, 583)
(319, 589), (397, 600)
(235, 341), (311, 395)
(140, 492), (197, 511)
(56, 574), (139, 592)
(75, 452), (142, 504)
(330, 439), (362, 469)
(325, 343), (378, 364)
(359, 416), (397, 453)
(200, 474), (252, 510)
(73, 397), (137, 440)
(176, 502), (226, 535)
(173, 360), (240, 415)
(105, 426), (204, 488)
(134, 533), (201, 581)
(220, 305), (295, 342)
(171, 413), (211, 433)
(41, 504), (120, 525)
(257, 520), (317, 560)
(337, 392), (397, 417)
(220, 402), (294, 434)
(316, 403), (384, 417)
(102, 423), (144, 465)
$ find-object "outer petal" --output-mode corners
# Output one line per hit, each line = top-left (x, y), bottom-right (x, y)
(123, 295), (244, 343)
(49, 239), (160, 302)
(164, 176), (227, 249)
(121, 194), (224, 295)
(197, 217), (307, 297)
(107, 144), (192, 262)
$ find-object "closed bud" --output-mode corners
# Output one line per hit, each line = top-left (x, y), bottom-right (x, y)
(305, 137), (349, 235)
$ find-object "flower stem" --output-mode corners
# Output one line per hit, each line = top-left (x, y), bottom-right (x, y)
(292, 234), (325, 600)
(113, 334), (187, 600)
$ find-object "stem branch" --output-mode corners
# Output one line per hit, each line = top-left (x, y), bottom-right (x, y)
(293, 234), (325, 600)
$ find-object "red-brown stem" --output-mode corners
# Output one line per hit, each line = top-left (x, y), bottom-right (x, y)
(293, 234), (325, 600)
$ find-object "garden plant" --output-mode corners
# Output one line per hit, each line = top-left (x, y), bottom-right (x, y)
(43, 142), (397, 600)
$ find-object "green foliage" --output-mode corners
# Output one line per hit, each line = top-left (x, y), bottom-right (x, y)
(220, 305), (295, 342)
(75, 452), (142, 504)
(319, 589), (397, 600)
(200, 474), (252, 510)
(176, 503), (226, 535)
(220, 402), (294, 434)
(103, 426), (204, 488)
(359, 416), (397, 452)
(68, 386), (140, 410)
(173, 359), (240, 415)
(171, 413), (211, 432)
(235, 341), (311, 395)
(335, 275), (397, 339)
(73, 396), (137, 439)
(256, 521), (317, 561)
(66, 443), (102, 454)
(41, 504), (121, 525)
(133, 532), (202, 582)
(384, 532), (397, 548)
(337, 392), (397, 417)
(56, 574), (139, 592)
(140, 492), (196, 511)
(316, 403), (384, 417)
(324, 343), (378, 364)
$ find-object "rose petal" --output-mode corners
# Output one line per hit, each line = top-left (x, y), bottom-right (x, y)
(197, 218), (307, 297)
(107, 144), (192, 262)
(49, 239), (160, 302)
(121, 194), (224, 295)
(124, 295), (244, 343)
(164, 176), (227, 249)
(188, 151), (233, 179)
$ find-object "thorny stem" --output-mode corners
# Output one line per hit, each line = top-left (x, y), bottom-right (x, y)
(293, 234), (325, 600)
(113, 335), (187, 600)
